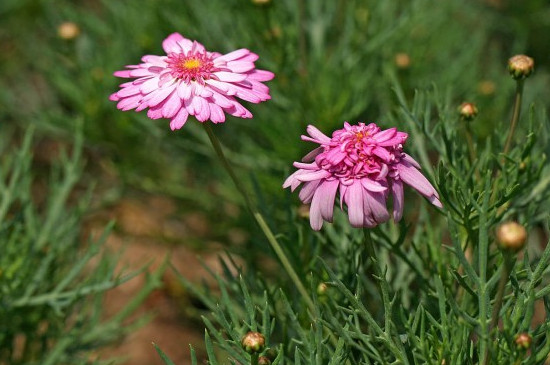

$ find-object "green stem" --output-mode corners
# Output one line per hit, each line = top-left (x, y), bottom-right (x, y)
(363, 230), (407, 364)
(465, 123), (476, 163)
(478, 175), (491, 364)
(364, 231), (391, 334)
(503, 79), (524, 156)
(201, 123), (315, 312)
(464, 122), (481, 182)
(489, 253), (515, 331)
(251, 353), (259, 365)
(484, 252), (515, 365)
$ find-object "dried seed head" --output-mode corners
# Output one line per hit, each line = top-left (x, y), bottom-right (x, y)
(496, 222), (527, 252)
(515, 333), (532, 350)
(508, 55), (534, 80)
(459, 102), (478, 121)
(57, 22), (80, 40)
(241, 331), (266, 354)
(258, 356), (272, 365)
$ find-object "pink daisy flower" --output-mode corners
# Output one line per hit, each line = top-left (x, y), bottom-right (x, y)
(109, 33), (274, 130)
(283, 122), (442, 231)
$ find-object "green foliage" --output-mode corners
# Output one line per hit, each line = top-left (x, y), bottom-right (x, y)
(158, 85), (550, 363)
(2, 0), (550, 364)
(0, 128), (164, 364)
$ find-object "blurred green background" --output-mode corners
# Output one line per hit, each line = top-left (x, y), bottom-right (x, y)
(2, 0), (549, 212)
(1, 0), (550, 363)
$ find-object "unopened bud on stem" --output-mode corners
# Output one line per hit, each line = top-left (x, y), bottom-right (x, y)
(57, 21), (80, 40)
(459, 102), (478, 121)
(508, 55), (534, 80)
(515, 333), (532, 350)
(496, 222), (527, 252)
(242, 331), (266, 354)
(258, 356), (272, 365)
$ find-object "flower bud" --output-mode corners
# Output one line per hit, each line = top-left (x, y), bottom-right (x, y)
(317, 282), (328, 295)
(57, 21), (80, 40)
(515, 333), (532, 350)
(258, 356), (272, 365)
(264, 347), (277, 360)
(241, 331), (265, 354)
(508, 55), (534, 80)
(478, 80), (496, 95)
(458, 102), (478, 121)
(496, 222), (527, 252)
(394, 53), (411, 69)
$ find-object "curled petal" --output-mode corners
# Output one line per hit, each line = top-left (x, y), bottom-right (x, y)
(346, 181), (364, 228)
(391, 180), (404, 221)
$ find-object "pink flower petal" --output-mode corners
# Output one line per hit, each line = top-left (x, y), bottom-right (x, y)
(297, 169), (332, 182)
(360, 178), (387, 192)
(113, 70), (132, 78)
(142, 84), (176, 107)
(305, 125), (331, 144)
(299, 179), (321, 204)
(293, 162), (319, 170)
(215, 49), (250, 63)
(317, 179), (339, 222)
(391, 180), (404, 221)
(213, 71), (248, 83)
(247, 70), (275, 82)
(170, 108), (189, 130)
(302, 147), (324, 162)
(401, 153), (421, 169)
(372, 128), (397, 142)
(162, 91), (182, 118)
(147, 106), (164, 119)
(177, 82), (194, 101)
(226, 61), (255, 73)
(346, 181), (364, 228)
(209, 103), (226, 124)
(365, 190), (390, 223)
(162, 33), (185, 53)
(396, 161), (435, 197)
(117, 94), (142, 111)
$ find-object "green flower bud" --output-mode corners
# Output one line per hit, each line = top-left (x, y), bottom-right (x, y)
(515, 333), (532, 350)
(458, 102), (478, 121)
(258, 356), (272, 365)
(57, 21), (80, 40)
(508, 55), (534, 80)
(496, 222), (527, 252)
(241, 331), (266, 354)
(317, 282), (328, 295)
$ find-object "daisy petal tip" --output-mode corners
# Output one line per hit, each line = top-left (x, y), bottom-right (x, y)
(430, 196), (443, 209)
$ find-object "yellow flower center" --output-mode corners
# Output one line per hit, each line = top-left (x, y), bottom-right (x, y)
(182, 58), (202, 70)
(355, 132), (368, 141)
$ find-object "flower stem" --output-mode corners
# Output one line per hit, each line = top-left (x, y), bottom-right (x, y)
(201, 123), (315, 312)
(251, 353), (259, 365)
(363, 230), (406, 363)
(503, 79), (525, 156)
(465, 123), (476, 162)
(484, 251), (515, 365)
